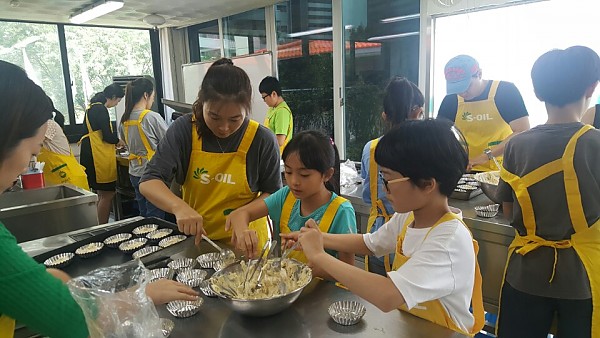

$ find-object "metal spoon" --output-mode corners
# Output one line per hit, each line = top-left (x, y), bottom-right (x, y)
(201, 234), (234, 260)
(484, 148), (501, 170)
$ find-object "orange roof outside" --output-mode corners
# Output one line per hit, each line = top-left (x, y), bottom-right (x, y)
(257, 40), (381, 60)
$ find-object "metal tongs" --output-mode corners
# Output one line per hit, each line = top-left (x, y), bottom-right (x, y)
(243, 240), (271, 290)
(484, 148), (501, 170)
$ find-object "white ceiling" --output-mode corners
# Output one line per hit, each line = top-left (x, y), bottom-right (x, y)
(0, 0), (281, 29)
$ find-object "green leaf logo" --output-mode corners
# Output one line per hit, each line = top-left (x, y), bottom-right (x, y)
(223, 208), (234, 216)
(193, 167), (209, 180)
(461, 112), (472, 121)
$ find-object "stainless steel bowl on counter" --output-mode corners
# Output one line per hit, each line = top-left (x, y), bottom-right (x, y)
(474, 171), (502, 204)
(209, 259), (312, 317)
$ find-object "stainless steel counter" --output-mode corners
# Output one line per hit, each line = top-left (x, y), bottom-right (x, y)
(342, 183), (515, 315)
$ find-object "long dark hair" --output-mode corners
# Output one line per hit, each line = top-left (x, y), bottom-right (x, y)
(121, 78), (154, 124)
(282, 130), (341, 194)
(0, 60), (53, 162)
(383, 77), (424, 126)
(192, 60), (252, 138)
(90, 83), (125, 104)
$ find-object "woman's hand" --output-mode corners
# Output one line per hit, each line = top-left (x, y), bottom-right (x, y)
(145, 279), (199, 305)
(46, 268), (72, 283)
(298, 219), (326, 261)
(172, 203), (207, 245)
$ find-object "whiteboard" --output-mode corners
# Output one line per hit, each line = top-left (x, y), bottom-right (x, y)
(182, 53), (273, 125)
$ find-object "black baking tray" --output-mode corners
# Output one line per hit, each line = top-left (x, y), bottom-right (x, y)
(33, 217), (193, 278)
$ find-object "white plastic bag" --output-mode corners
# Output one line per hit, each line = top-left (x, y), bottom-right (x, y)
(67, 260), (162, 338)
(340, 160), (362, 195)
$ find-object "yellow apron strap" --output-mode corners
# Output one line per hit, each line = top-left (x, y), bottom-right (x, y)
(0, 315), (15, 338)
(318, 196), (346, 233)
(487, 80), (500, 99)
(123, 109), (155, 164)
(279, 190), (296, 233)
(238, 120), (259, 155)
(562, 125), (593, 233)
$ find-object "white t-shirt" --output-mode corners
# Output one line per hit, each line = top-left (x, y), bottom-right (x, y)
(363, 212), (476, 333)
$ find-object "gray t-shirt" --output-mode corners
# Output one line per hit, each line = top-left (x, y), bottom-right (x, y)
(498, 122), (600, 299)
(118, 109), (168, 177)
(141, 114), (282, 195)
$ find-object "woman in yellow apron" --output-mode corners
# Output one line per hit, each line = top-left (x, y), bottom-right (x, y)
(226, 131), (357, 277)
(284, 120), (485, 336)
(361, 77), (424, 275)
(79, 84), (124, 224)
(119, 78), (167, 218)
(0, 60), (199, 338)
(496, 46), (599, 338)
(139, 59), (282, 248)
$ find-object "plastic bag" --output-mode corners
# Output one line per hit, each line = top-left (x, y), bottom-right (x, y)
(67, 260), (163, 338)
(340, 160), (362, 195)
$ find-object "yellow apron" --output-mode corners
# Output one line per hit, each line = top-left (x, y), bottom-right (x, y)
(279, 190), (347, 263)
(37, 148), (89, 191)
(498, 124), (600, 337)
(181, 120), (268, 246)
(122, 109), (155, 165)
(393, 212), (485, 336)
(79, 102), (117, 184)
(0, 315), (15, 338)
(454, 81), (512, 172)
(364, 138), (393, 272)
(263, 103), (293, 154)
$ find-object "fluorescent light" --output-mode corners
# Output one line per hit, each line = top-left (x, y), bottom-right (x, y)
(69, 0), (124, 24)
(367, 31), (419, 42)
(380, 13), (420, 24)
(288, 25), (353, 38)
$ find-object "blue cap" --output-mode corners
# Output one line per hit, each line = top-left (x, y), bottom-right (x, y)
(444, 55), (480, 95)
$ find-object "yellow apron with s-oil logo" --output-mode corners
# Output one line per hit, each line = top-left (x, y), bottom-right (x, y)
(454, 81), (512, 172)
(122, 109), (155, 165)
(364, 138), (393, 272)
(393, 212), (485, 336)
(0, 315), (15, 338)
(263, 102), (293, 154)
(79, 102), (117, 184)
(497, 124), (600, 337)
(181, 120), (268, 247)
(279, 190), (347, 263)
(37, 148), (89, 191)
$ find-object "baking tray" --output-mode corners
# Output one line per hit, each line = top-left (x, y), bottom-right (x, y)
(33, 217), (193, 278)
(450, 188), (483, 200)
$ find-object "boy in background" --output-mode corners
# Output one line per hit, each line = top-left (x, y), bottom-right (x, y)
(259, 76), (293, 152)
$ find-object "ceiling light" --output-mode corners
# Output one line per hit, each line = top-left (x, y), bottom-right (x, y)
(367, 31), (419, 42)
(380, 13), (420, 24)
(143, 14), (166, 28)
(288, 25), (353, 38)
(69, 0), (124, 24)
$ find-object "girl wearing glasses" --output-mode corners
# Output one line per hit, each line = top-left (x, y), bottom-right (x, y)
(226, 130), (356, 279)
(283, 119), (485, 336)
(361, 77), (424, 275)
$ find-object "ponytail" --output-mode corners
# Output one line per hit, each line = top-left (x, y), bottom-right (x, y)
(121, 78), (154, 125)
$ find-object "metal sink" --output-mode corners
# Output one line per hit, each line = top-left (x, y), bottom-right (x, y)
(0, 184), (98, 243)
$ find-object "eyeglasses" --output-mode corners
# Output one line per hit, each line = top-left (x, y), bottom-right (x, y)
(382, 176), (410, 191)
(261, 94), (270, 101)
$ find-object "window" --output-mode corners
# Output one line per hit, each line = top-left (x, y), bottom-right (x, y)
(64, 26), (154, 123)
(0, 21), (70, 123)
(223, 9), (267, 58)
(342, 0), (420, 160)
(432, 0), (600, 127)
(276, 0), (334, 138)
(188, 20), (221, 63)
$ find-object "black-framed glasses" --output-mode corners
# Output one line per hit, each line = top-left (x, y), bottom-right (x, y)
(261, 94), (269, 101)
(382, 176), (410, 192)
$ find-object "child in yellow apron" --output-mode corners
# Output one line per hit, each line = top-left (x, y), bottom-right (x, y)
(227, 130), (357, 270)
(495, 46), (600, 338)
(284, 119), (485, 336)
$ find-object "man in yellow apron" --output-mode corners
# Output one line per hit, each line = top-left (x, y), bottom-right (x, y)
(495, 46), (599, 338)
(38, 120), (89, 190)
(181, 119), (269, 247)
(438, 55), (530, 171)
(260, 76), (293, 153)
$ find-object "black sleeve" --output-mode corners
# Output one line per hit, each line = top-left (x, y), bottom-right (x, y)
(252, 126), (282, 194)
(89, 106), (119, 144)
(495, 81), (529, 124)
(436, 95), (458, 122)
(141, 115), (193, 185)
(593, 105), (600, 129)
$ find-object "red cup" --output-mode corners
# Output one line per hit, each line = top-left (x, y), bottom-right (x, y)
(21, 172), (45, 190)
